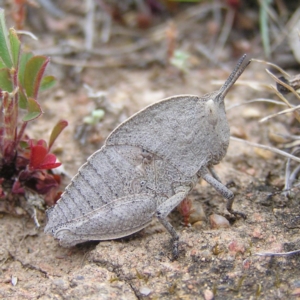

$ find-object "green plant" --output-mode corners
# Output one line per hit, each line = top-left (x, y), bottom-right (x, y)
(258, 0), (272, 58)
(0, 9), (67, 214)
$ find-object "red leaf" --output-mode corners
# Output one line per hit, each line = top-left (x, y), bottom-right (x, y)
(29, 145), (47, 169)
(29, 140), (61, 170)
(35, 173), (58, 194)
(12, 180), (25, 194)
(37, 139), (47, 147)
(39, 153), (61, 169)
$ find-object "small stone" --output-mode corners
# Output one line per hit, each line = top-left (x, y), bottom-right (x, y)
(139, 286), (151, 296)
(291, 288), (300, 296)
(245, 168), (256, 176)
(193, 221), (205, 230)
(228, 240), (245, 254)
(203, 289), (214, 300)
(11, 275), (17, 286)
(15, 207), (26, 216)
(252, 227), (263, 239)
(189, 201), (206, 224)
(52, 278), (69, 290)
(201, 250), (212, 258)
(209, 214), (230, 229)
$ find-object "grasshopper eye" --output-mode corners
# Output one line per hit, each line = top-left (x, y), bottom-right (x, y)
(205, 99), (218, 126)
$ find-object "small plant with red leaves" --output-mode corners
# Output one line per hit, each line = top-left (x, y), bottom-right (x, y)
(0, 9), (67, 217)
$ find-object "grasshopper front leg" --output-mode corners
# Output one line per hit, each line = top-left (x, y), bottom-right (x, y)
(156, 185), (191, 259)
(198, 167), (246, 219)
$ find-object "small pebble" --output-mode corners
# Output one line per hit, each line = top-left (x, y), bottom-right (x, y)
(189, 201), (206, 224)
(228, 240), (245, 254)
(15, 207), (26, 216)
(203, 289), (214, 300)
(192, 221), (205, 230)
(291, 288), (300, 296)
(11, 275), (18, 286)
(139, 286), (151, 296)
(209, 214), (230, 229)
(252, 227), (263, 239)
(52, 278), (69, 290)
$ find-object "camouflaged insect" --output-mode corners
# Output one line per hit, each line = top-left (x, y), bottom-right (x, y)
(45, 55), (250, 258)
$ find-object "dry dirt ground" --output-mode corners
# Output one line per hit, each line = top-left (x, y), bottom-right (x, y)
(1, 3), (300, 300)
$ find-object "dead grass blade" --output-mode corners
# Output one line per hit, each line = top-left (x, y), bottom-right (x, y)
(259, 104), (300, 123)
(230, 137), (300, 163)
(254, 249), (300, 256)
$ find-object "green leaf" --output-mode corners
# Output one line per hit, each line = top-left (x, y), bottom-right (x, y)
(48, 120), (68, 151)
(18, 52), (33, 87)
(19, 140), (29, 149)
(9, 28), (20, 68)
(40, 75), (56, 91)
(0, 9), (12, 68)
(0, 57), (6, 69)
(83, 109), (105, 125)
(0, 68), (13, 92)
(24, 55), (49, 98)
(259, 0), (271, 58)
(92, 109), (105, 119)
(22, 97), (43, 122)
(170, 50), (190, 73)
(18, 87), (28, 109)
